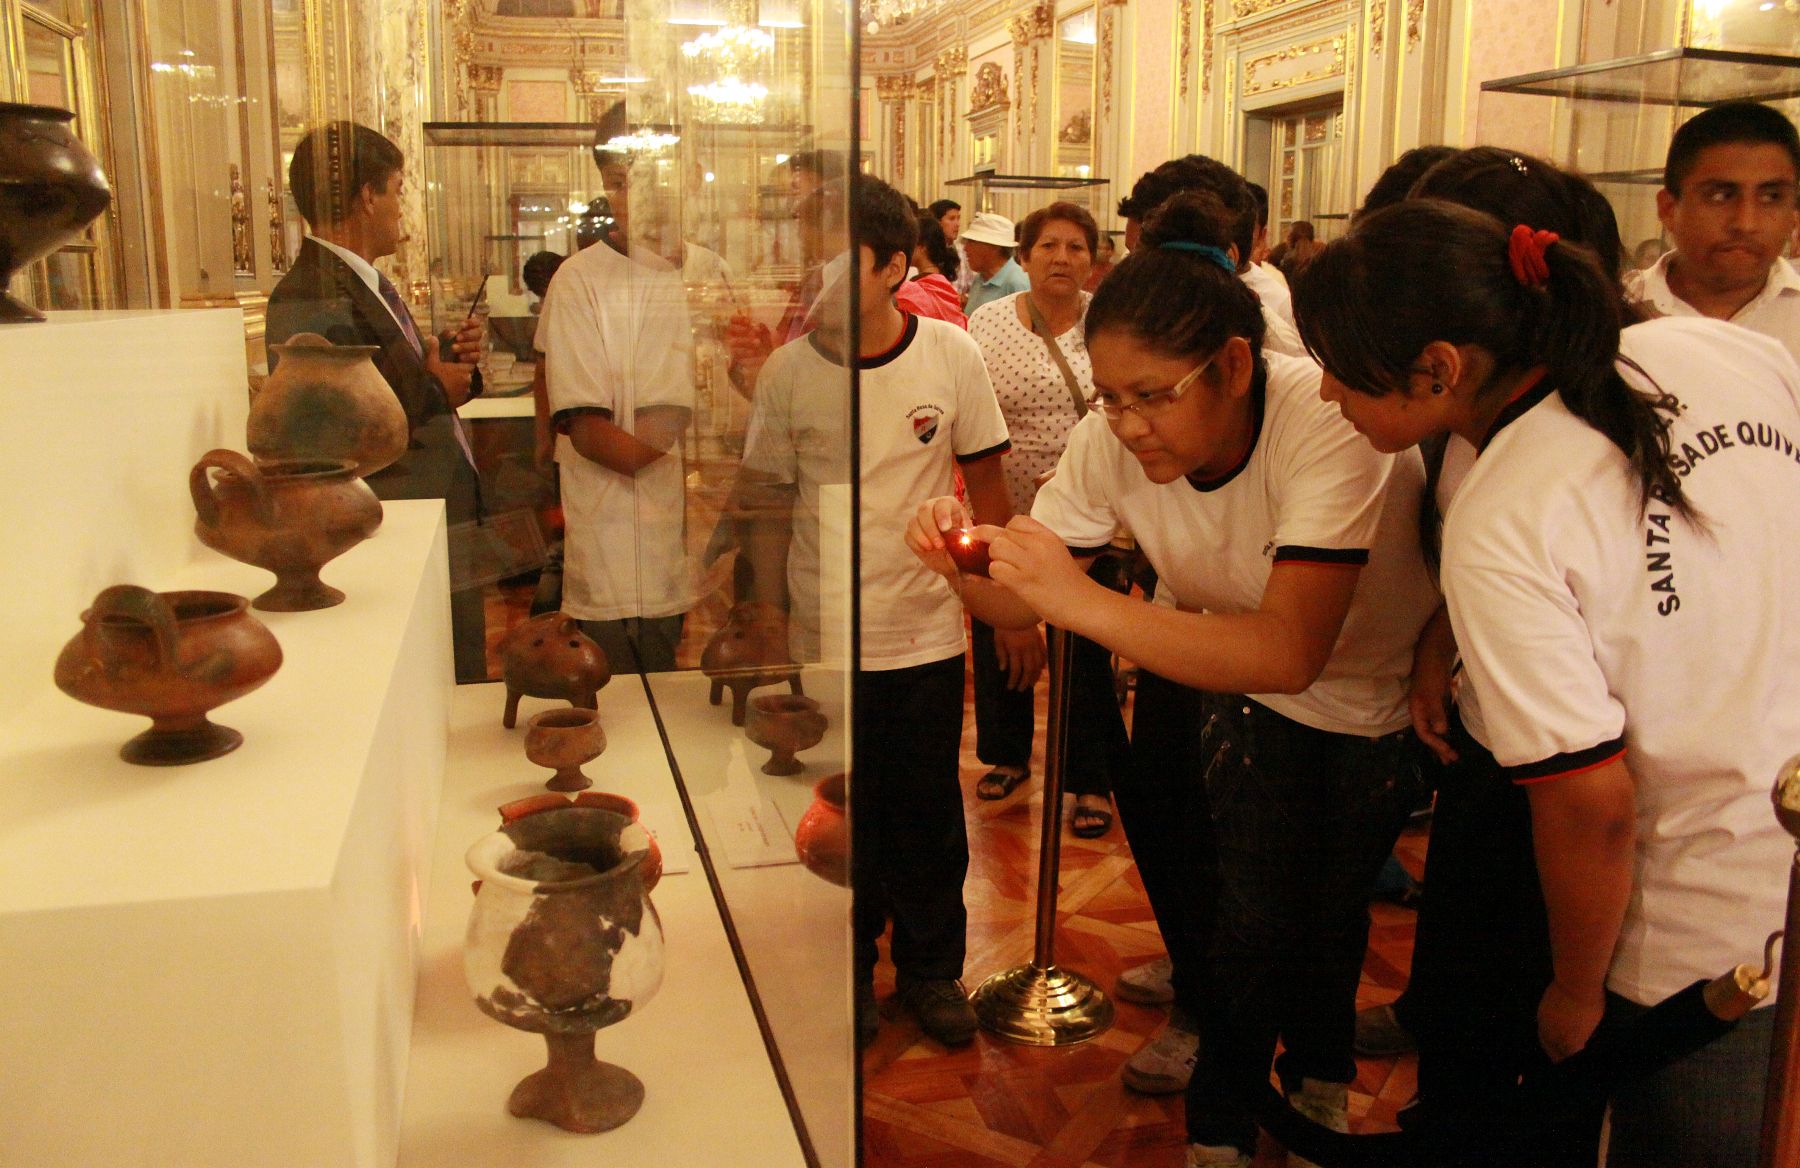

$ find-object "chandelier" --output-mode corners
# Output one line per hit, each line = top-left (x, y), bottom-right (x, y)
(605, 127), (682, 153)
(686, 78), (770, 125)
(680, 1), (774, 124)
(859, 0), (944, 33)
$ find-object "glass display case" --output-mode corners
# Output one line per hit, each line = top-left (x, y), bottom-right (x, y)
(1482, 46), (1800, 261)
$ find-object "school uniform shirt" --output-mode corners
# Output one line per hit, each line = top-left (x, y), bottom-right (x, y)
(968, 291), (1092, 511)
(540, 241), (697, 622)
(1261, 302), (1308, 358)
(1441, 315), (1800, 1005)
(1032, 351), (1439, 736)
(742, 313), (1011, 671)
(1625, 251), (1800, 370)
(1243, 260), (1296, 329)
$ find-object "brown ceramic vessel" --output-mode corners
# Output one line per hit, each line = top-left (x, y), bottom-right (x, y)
(0, 103), (111, 324)
(523, 708), (606, 792)
(53, 585), (283, 765)
(498, 790), (663, 890)
(793, 772), (849, 886)
(190, 448), (383, 611)
(744, 693), (827, 776)
(497, 612), (612, 729)
(700, 601), (803, 726)
(249, 332), (409, 476)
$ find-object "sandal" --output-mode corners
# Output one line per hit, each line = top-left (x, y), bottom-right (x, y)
(976, 767), (1029, 800)
(1071, 794), (1114, 838)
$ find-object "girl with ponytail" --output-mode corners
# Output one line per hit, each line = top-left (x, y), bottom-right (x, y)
(1294, 197), (1800, 1168)
(907, 191), (1441, 1167)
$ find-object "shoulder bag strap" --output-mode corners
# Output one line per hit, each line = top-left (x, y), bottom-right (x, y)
(1023, 293), (1089, 419)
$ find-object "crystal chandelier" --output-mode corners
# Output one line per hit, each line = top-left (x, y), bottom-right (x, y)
(859, 0), (944, 33)
(605, 127), (682, 153)
(681, 0), (772, 124)
(686, 78), (770, 125)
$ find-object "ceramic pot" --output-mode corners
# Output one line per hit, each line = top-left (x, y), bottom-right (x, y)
(498, 790), (662, 890)
(0, 103), (111, 324)
(249, 332), (409, 476)
(465, 802), (663, 1134)
(523, 708), (606, 792)
(53, 585), (282, 765)
(190, 448), (383, 612)
(744, 693), (827, 776)
(700, 601), (802, 726)
(497, 612), (611, 729)
(793, 773), (849, 887)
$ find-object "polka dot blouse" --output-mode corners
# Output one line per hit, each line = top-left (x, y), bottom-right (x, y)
(967, 290), (1095, 512)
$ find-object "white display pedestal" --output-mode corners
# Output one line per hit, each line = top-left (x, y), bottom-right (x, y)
(0, 311), (453, 1168)
(396, 682), (806, 1168)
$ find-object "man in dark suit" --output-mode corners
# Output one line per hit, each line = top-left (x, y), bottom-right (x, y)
(268, 121), (488, 681)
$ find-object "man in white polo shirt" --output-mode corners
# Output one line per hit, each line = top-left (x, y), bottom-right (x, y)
(1626, 102), (1800, 367)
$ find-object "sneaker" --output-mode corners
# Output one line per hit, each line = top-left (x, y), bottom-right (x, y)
(896, 978), (978, 1047)
(1115, 955), (1176, 1005)
(1285, 1077), (1349, 1168)
(1184, 1143), (1251, 1167)
(1352, 1001), (1416, 1057)
(1122, 1008), (1199, 1094)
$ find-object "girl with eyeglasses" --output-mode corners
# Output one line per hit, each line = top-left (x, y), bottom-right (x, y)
(906, 191), (1440, 1168)
(1293, 198), (1800, 1168)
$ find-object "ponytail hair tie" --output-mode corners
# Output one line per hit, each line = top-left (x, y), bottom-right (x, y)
(1159, 240), (1237, 275)
(1508, 224), (1558, 288)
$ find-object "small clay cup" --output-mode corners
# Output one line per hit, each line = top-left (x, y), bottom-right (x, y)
(744, 693), (827, 776)
(524, 708), (606, 792)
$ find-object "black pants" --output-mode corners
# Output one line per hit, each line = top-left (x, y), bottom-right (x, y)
(576, 614), (686, 676)
(1185, 696), (1422, 1151)
(852, 655), (969, 985)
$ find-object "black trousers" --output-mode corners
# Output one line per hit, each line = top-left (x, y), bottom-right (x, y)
(852, 655), (969, 985)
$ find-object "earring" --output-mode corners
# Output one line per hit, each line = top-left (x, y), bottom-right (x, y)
(1431, 382), (1446, 395)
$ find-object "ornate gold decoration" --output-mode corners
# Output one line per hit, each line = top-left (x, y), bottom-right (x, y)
(1224, 53), (1237, 126)
(1015, 43), (1026, 146)
(969, 61), (1008, 112)
(1059, 109), (1092, 144)
(1231, 0), (1294, 18)
(230, 164), (254, 278)
(267, 180), (289, 274)
(1242, 34), (1346, 96)
(1202, 0), (1214, 95)
(1179, 0), (1193, 98)
(1101, 8), (1116, 118)
(1368, 0), (1386, 54)
(895, 103), (907, 186)
(468, 63), (504, 92)
(876, 74), (916, 101)
(1405, 0), (1425, 49)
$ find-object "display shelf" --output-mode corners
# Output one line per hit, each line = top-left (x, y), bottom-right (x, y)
(394, 680), (805, 1168)
(0, 501), (453, 1168)
(1480, 46), (1800, 107)
(642, 667), (854, 1168)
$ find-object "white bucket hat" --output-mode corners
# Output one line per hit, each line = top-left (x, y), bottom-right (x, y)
(959, 212), (1018, 248)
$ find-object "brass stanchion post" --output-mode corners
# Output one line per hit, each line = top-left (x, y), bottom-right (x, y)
(970, 624), (1114, 1045)
(1760, 755), (1800, 1168)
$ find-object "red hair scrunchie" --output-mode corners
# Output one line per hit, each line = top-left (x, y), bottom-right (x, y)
(1508, 224), (1559, 288)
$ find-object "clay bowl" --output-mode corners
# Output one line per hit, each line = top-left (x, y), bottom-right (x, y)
(523, 707), (606, 792)
(744, 693), (827, 776)
(53, 585), (282, 765)
(793, 772), (849, 886)
(0, 102), (111, 324)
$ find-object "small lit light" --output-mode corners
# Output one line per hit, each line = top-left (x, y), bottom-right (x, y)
(959, 534), (973, 547)
(568, 200), (589, 214)
(704, 171), (717, 182)
(775, 153), (790, 164)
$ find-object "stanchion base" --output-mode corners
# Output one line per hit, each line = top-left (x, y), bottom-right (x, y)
(971, 962), (1114, 1046)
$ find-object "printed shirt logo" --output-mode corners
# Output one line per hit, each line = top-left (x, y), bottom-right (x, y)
(908, 404), (944, 445)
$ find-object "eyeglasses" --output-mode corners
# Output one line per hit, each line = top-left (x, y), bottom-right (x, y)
(1087, 351), (1216, 421)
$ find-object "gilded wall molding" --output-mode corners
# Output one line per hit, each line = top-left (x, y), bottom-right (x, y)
(1202, 0), (1215, 94)
(1367, 0), (1386, 54)
(969, 61), (1008, 113)
(1101, 7), (1117, 117)
(1231, 0), (1294, 19)
(1241, 32), (1345, 96)
(1405, 0), (1424, 49)
(1179, 0), (1194, 98)
(876, 74), (917, 101)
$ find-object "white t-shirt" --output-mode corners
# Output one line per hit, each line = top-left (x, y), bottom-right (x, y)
(1260, 302), (1307, 358)
(742, 313), (1012, 671)
(1625, 252), (1800, 371)
(540, 242), (696, 621)
(1243, 261), (1295, 329)
(968, 291), (1092, 511)
(1442, 315), (1800, 1004)
(1032, 352), (1438, 735)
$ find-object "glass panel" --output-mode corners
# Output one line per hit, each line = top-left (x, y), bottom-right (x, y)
(23, 19), (74, 109)
(22, 0), (75, 27)
(1054, 7), (1097, 190)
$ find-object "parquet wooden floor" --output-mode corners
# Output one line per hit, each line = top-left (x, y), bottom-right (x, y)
(861, 677), (1429, 1168)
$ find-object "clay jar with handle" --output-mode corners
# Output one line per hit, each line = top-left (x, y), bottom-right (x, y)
(53, 585), (283, 765)
(793, 772), (849, 887)
(190, 449), (383, 612)
(249, 332), (409, 476)
(465, 802), (663, 1134)
(700, 601), (804, 726)
(0, 102), (111, 324)
(744, 693), (827, 776)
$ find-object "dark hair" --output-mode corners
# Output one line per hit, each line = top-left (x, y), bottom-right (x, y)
(1356, 144), (1458, 219)
(915, 213), (960, 282)
(1019, 201), (1100, 256)
(852, 173), (918, 275)
(1666, 101), (1800, 194)
(1246, 181), (1270, 228)
(1292, 200), (1694, 519)
(790, 149), (847, 183)
(928, 198), (961, 220)
(288, 122), (404, 226)
(1288, 220), (1316, 242)
(1087, 191), (1266, 362)
(1118, 155), (1256, 267)
(522, 251), (566, 298)
(1410, 147), (1626, 280)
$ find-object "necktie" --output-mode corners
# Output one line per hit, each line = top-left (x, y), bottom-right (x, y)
(376, 272), (477, 473)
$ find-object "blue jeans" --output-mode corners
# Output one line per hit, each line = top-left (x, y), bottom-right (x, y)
(1603, 992), (1776, 1168)
(1185, 695), (1425, 1151)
